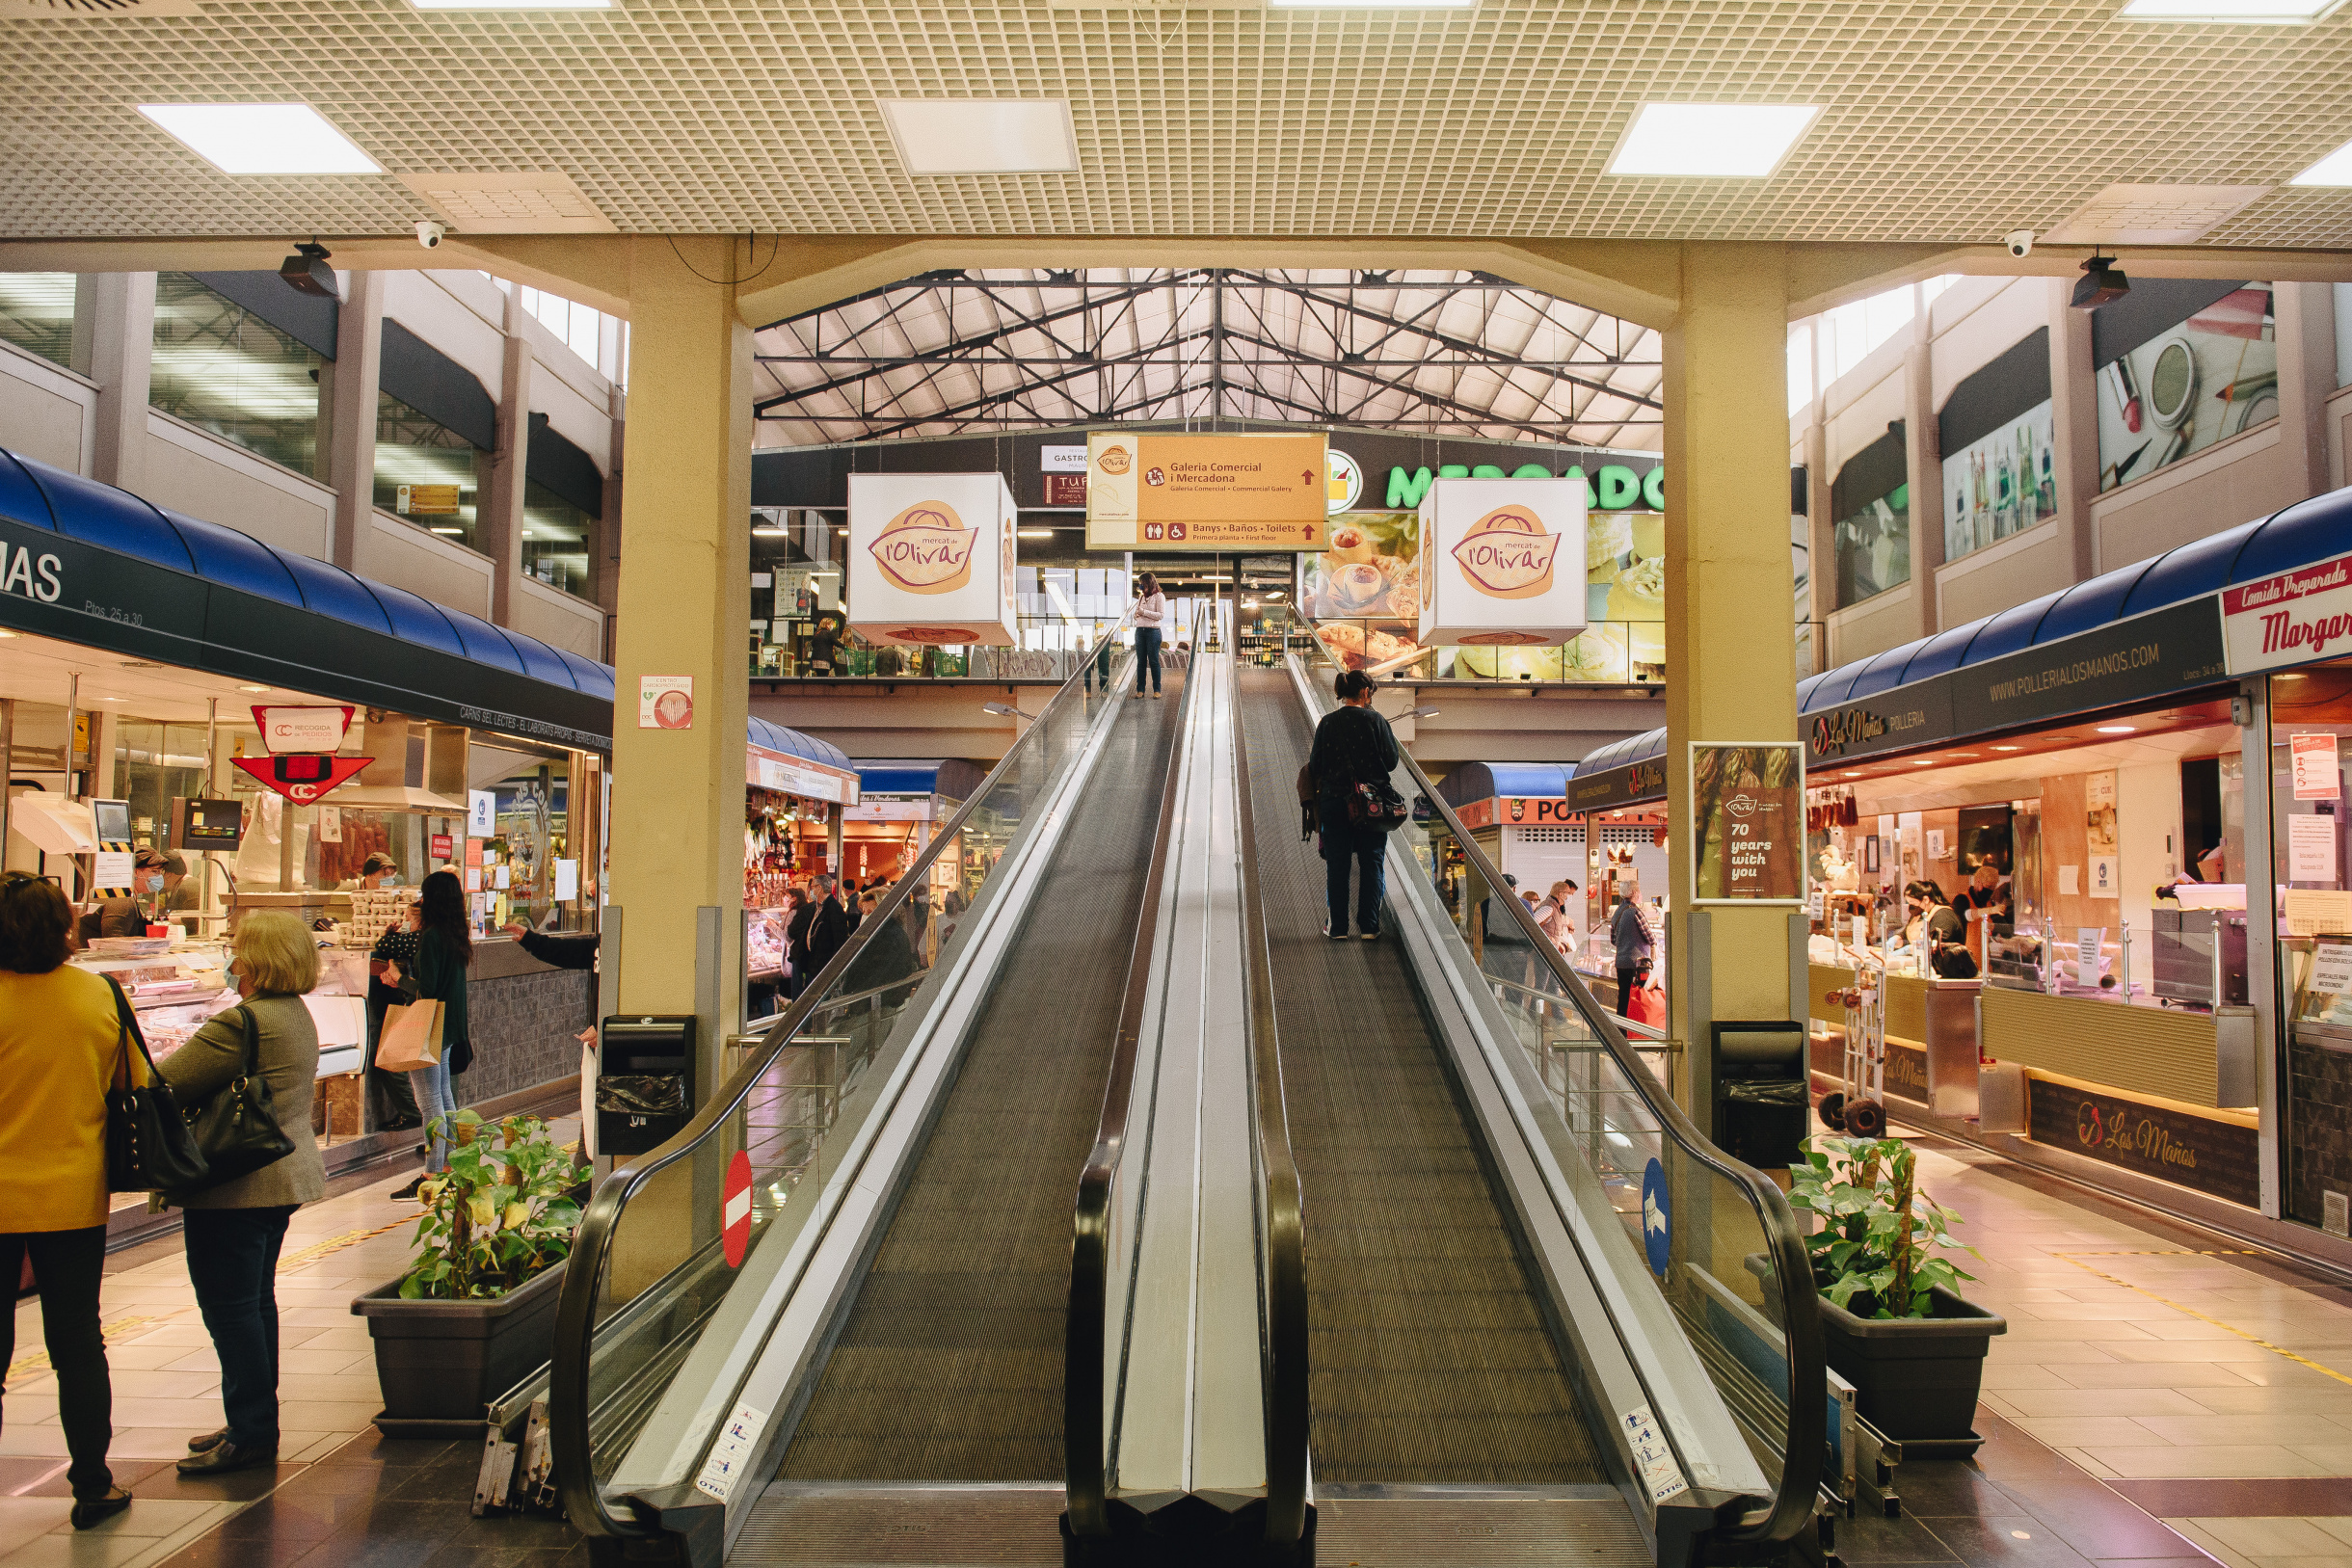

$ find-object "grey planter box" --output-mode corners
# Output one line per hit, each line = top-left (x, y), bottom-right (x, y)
(1819, 1284), (2006, 1456)
(352, 1261), (567, 1436)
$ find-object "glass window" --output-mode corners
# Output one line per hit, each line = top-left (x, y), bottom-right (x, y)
(374, 389), (488, 551)
(1833, 482), (1910, 604)
(0, 273), (75, 369)
(149, 273), (326, 477)
(522, 478), (594, 597)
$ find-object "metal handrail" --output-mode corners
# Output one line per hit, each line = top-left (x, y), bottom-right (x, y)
(1063, 608), (1201, 1537)
(552, 607), (1138, 1542)
(1291, 648), (1823, 1544)
(1227, 656), (1311, 1547)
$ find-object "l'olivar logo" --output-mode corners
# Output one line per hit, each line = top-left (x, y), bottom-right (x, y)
(870, 501), (976, 595)
(1452, 507), (1561, 600)
(1097, 444), (1133, 475)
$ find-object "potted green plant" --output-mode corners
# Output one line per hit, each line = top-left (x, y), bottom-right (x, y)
(1788, 1134), (2005, 1455)
(352, 1111), (584, 1434)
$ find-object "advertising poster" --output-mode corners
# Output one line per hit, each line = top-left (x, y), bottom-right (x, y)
(2295, 733), (2343, 801)
(2097, 285), (2276, 492)
(1942, 400), (2055, 560)
(1083, 431), (1326, 552)
(1690, 742), (1804, 904)
(846, 472), (1018, 647)
(638, 675), (693, 730)
(1417, 477), (1590, 649)
(2086, 769), (2119, 899)
(1299, 506), (1662, 678)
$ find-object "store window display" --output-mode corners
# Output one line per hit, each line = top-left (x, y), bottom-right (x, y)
(1830, 429), (1910, 605)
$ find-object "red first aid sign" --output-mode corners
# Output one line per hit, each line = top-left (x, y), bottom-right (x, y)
(722, 1150), (754, 1268)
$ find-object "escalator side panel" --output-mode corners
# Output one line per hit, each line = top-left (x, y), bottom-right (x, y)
(1237, 668), (1606, 1486)
(776, 679), (1186, 1483)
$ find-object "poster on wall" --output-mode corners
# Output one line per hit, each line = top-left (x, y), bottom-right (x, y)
(2295, 733), (2343, 801)
(1417, 478), (1590, 648)
(1082, 431), (1326, 552)
(1942, 400), (2055, 560)
(846, 472), (1018, 648)
(2097, 285), (2276, 492)
(2086, 770), (2119, 899)
(1690, 742), (1804, 904)
(1831, 427), (1910, 607)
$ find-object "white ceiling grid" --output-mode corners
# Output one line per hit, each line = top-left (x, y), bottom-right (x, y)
(0, 1), (2348, 243)
(751, 266), (1663, 448)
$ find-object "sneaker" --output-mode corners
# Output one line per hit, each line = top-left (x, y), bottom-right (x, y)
(1359, 928), (1380, 941)
(1323, 917), (1349, 941)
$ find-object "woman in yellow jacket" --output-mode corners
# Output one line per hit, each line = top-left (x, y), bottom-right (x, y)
(0, 871), (136, 1529)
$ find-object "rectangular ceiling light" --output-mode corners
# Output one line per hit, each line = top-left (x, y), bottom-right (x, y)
(880, 99), (1078, 175)
(409, 0), (610, 7)
(138, 104), (383, 174)
(1605, 103), (1821, 177)
(1269, 0), (1475, 8)
(2291, 137), (2352, 185)
(2121, 0), (2340, 19)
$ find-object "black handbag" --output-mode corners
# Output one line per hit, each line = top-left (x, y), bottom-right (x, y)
(178, 1004), (296, 1191)
(102, 977), (210, 1194)
(1347, 778), (1411, 834)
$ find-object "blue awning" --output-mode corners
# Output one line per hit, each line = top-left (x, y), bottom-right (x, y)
(1802, 484), (2352, 720)
(751, 717), (853, 773)
(1436, 761), (1575, 809)
(1576, 726), (1666, 775)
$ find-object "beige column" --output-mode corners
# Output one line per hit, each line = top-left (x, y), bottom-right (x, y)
(1664, 244), (1801, 1128)
(484, 291), (533, 625)
(2047, 280), (2101, 582)
(605, 237), (753, 1074)
(596, 383), (625, 656)
(2276, 282), (2339, 504)
(1903, 323), (1943, 640)
(327, 271), (387, 575)
(84, 273), (155, 492)
(1803, 412), (1832, 671)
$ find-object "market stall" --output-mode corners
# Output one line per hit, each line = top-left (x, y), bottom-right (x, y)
(1565, 729), (1670, 1006)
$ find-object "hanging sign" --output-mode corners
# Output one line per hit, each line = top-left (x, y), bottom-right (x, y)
(2222, 547), (2352, 675)
(847, 473), (1018, 647)
(1082, 431), (1327, 552)
(1690, 742), (1804, 904)
(431, 833), (455, 861)
(2293, 734), (2341, 801)
(468, 789), (497, 837)
(230, 753), (372, 804)
(1416, 478), (1589, 648)
(252, 704), (356, 754)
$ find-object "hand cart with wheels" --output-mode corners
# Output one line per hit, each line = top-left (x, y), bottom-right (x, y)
(1817, 939), (1887, 1139)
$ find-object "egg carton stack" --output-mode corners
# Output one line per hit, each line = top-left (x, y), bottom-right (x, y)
(344, 888), (415, 948)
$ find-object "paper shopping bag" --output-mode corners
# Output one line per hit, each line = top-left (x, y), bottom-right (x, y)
(378, 998), (446, 1073)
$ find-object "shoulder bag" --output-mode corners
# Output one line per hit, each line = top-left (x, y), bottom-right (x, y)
(102, 976), (211, 1193)
(1346, 777), (1411, 834)
(179, 1003), (296, 1190)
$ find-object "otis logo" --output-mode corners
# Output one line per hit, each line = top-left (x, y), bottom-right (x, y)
(1451, 508), (1561, 600)
(869, 502), (976, 596)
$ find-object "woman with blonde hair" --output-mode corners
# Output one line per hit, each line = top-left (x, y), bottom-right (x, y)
(157, 910), (327, 1475)
(0, 871), (137, 1528)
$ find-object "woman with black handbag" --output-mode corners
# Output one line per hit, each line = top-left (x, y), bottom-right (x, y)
(155, 911), (326, 1476)
(1306, 668), (1403, 941)
(0, 871), (136, 1528)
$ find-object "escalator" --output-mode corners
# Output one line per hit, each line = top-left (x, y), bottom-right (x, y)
(1237, 666), (1607, 1486)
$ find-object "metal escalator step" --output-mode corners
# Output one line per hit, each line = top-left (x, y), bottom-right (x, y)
(1299, 1223), (1521, 1262)
(1295, 1252), (1541, 1297)
(809, 1346), (1064, 1394)
(1315, 1491), (1651, 1563)
(736, 1484), (1064, 1565)
(1311, 1367), (1588, 1419)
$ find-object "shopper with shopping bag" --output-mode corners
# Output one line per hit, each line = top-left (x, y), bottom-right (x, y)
(382, 870), (472, 1199)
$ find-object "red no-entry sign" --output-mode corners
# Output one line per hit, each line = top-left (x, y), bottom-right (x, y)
(722, 1150), (753, 1268)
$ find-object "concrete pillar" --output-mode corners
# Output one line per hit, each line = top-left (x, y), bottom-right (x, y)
(2048, 280), (2101, 582)
(485, 291), (533, 625)
(1803, 416), (1832, 667)
(1903, 323), (1943, 640)
(1663, 244), (1801, 1129)
(327, 270), (387, 575)
(84, 273), (155, 492)
(605, 237), (753, 1067)
(2276, 282), (2338, 505)
(596, 384), (624, 650)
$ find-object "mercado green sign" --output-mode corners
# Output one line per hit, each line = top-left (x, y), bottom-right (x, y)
(1385, 462), (1665, 512)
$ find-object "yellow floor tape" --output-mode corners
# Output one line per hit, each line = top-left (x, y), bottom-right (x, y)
(2053, 1250), (2352, 1391)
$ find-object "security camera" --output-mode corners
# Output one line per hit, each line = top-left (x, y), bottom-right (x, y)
(415, 220), (447, 250)
(2005, 229), (2035, 259)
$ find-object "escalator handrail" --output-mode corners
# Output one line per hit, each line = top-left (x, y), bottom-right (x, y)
(1226, 659), (1312, 1545)
(1291, 650), (1823, 1544)
(1064, 612), (1200, 1536)
(553, 610), (1137, 1541)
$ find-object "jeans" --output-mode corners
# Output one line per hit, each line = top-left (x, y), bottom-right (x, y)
(1319, 802), (1386, 936)
(1134, 627), (1163, 694)
(0, 1227), (113, 1498)
(182, 1207), (294, 1450)
(409, 1052), (457, 1172)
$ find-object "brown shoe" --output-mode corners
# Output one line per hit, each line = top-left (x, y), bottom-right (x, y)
(177, 1441), (277, 1476)
(70, 1489), (132, 1530)
(187, 1427), (229, 1453)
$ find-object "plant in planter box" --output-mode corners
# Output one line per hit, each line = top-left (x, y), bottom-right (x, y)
(400, 1111), (582, 1298)
(1788, 1133), (1975, 1316)
(1787, 1134), (2005, 1453)
(354, 1111), (586, 1435)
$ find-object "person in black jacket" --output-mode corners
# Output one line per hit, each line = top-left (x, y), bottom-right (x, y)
(1610, 893), (1654, 1018)
(501, 922), (599, 970)
(1305, 669), (1401, 941)
(842, 890), (922, 1007)
(805, 874), (850, 978)
(783, 886), (815, 999)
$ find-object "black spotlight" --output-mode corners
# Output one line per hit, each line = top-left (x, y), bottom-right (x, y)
(2071, 254), (2129, 311)
(279, 241), (339, 301)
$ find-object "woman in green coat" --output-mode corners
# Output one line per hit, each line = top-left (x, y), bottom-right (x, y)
(391, 869), (473, 1200)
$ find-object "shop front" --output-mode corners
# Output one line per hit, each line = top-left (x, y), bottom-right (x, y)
(0, 443), (615, 1239)
(1564, 731), (1670, 1014)
(1796, 484), (2352, 1252)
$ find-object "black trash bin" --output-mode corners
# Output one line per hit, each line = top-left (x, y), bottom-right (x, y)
(1711, 1021), (1808, 1173)
(598, 1015), (697, 1156)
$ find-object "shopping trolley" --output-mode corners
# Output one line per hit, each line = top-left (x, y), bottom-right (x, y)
(1817, 929), (1887, 1139)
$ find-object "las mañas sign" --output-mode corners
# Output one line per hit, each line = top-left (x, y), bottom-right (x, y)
(2223, 547), (2352, 675)
(0, 538), (65, 603)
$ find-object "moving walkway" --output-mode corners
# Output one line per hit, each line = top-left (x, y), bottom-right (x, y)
(549, 640), (1822, 1568)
